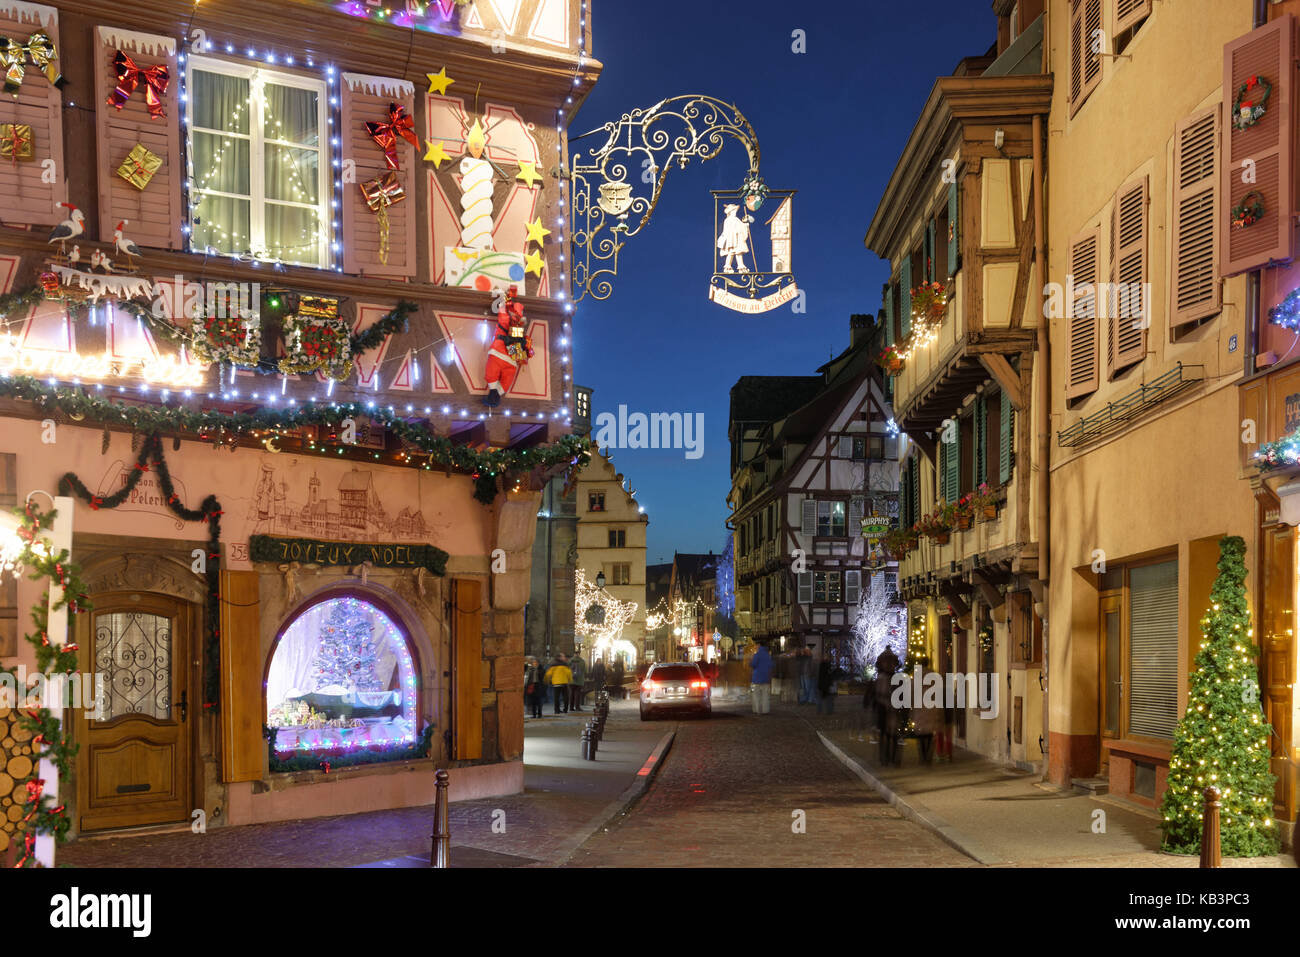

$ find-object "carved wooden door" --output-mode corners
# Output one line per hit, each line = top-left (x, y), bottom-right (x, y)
(76, 592), (193, 832)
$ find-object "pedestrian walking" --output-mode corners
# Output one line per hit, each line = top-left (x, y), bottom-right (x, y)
(912, 658), (939, 762)
(546, 654), (572, 714)
(874, 645), (901, 765)
(611, 656), (625, 699)
(797, 647), (814, 704)
(749, 641), (773, 714)
(569, 653), (587, 711)
(816, 652), (844, 715)
(590, 656), (606, 700)
(524, 656), (544, 719)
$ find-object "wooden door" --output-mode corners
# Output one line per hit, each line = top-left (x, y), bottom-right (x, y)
(1098, 593), (1123, 770)
(76, 593), (193, 832)
(1261, 525), (1297, 821)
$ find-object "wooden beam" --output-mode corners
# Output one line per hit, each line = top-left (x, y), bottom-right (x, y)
(940, 582), (970, 619)
(972, 567), (1004, 610)
(980, 353), (1024, 410)
(908, 430), (937, 467)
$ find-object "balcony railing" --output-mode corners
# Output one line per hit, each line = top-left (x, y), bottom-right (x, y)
(1057, 363), (1205, 449)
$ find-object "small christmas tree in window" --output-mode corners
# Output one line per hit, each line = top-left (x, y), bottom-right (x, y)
(310, 598), (383, 693)
(1160, 536), (1279, 857)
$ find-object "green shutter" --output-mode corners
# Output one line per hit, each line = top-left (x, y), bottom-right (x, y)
(882, 282), (895, 347)
(925, 221), (936, 282)
(947, 180), (960, 277)
(942, 427), (959, 503)
(1000, 394), (1014, 484)
(899, 257), (913, 341)
(973, 397), (986, 488)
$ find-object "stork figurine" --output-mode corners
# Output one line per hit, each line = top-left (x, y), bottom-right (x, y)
(68, 245), (80, 269)
(46, 202), (85, 259)
(113, 220), (142, 272)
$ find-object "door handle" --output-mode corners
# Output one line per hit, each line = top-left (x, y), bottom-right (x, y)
(177, 689), (188, 723)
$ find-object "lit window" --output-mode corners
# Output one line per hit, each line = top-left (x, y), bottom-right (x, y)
(188, 57), (330, 266)
(816, 500), (846, 537)
(814, 571), (842, 603)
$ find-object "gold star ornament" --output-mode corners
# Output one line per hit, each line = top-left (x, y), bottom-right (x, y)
(525, 217), (551, 245)
(524, 249), (545, 276)
(426, 67), (455, 95)
(516, 161), (543, 188)
(424, 139), (451, 168)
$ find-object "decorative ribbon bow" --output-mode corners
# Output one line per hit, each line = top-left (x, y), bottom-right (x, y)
(107, 50), (170, 120)
(360, 170), (406, 211)
(364, 103), (418, 170)
(0, 32), (63, 96)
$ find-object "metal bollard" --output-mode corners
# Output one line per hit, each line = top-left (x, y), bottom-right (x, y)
(586, 721), (599, 759)
(580, 726), (592, 760)
(1199, 786), (1221, 868)
(430, 768), (450, 868)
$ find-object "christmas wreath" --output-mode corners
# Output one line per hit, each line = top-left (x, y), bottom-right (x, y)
(279, 299), (353, 380)
(1232, 75), (1271, 131)
(191, 314), (262, 366)
(1231, 190), (1265, 230)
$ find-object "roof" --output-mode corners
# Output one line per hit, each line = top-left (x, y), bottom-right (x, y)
(672, 552), (718, 585)
(339, 469), (374, 492)
(729, 376), (823, 426)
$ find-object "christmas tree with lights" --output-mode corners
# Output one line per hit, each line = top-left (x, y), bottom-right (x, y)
(310, 599), (382, 693)
(1159, 536), (1279, 857)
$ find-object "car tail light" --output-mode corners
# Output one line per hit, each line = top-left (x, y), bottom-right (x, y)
(642, 679), (657, 692)
(690, 680), (708, 689)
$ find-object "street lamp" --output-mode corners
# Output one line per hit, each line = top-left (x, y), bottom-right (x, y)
(595, 570), (606, 589)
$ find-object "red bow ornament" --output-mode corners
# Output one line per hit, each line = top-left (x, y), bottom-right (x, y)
(107, 50), (170, 120)
(364, 103), (418, 171)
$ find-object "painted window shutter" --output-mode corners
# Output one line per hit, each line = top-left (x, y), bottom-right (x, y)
(882, 281), (895, 346)
(1172, 108), (1222, 328)
(911, 457), (921, 521)
(1069, 0), (1103, 118)
(797, 572), (813, 604)
(0, 3), (66, 224)
(1114, 0), (1151, 36)
(943, 429), (960, 504)
(1067, 228), (1101, 399)
(1221, 16), (1296, 276)
(219, 570), (263, 782)
(947, 179), (960, 276)
(924, 221), (936, 282)
(452, 578), (483, 760)
(973, 395), (987, 487)
(1000, 394), (1014, 484)
(899, 257), (913, 341)
(341, 73), (417, 277)
(94, 27), (181, 249)
(848, 497), (864, 532)
(835, 436), (851, 458)
(1110, 176), (1148, 373)
(801, 498), (817, 536)
(845, 570), (861, 607)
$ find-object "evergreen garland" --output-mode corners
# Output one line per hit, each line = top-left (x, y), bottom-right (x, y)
(1159, 536), (1280, 857)
(56, 434), (225, 710)
(268, 724), (434, 773)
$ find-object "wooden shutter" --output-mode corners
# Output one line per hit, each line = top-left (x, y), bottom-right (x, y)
(1172, 108), (1222, 327)
(881, 281), (895, 346)
(1114, 0), (1151, 36)
(973, 396), (987, 487)
(899, 257), (913, 341)
(219, 570), (263, 783)
(910, 459), (920, 524)
(1222, 16), (1296, 275)
(1000, 395), (1014, 484)
(801, 498), (817, 536)
(0, 2), (66, 224)
(924, 221), (936, 282)
(94, 27), (181, 249)
(452, 578), (483, 760)
(1069, 0), (1103, 117)
(845, 570), (861, 607)
(1110, 176), (1148, 372)
(341, 73), (417, 277)
(947, 179), (960, 276)
(797, 572), (813, 604)
(1127, 560), (1179, 739)
(1067, 228), (1101, 398)
(848, 496), (864, 532)
(942, 429), (960, 503)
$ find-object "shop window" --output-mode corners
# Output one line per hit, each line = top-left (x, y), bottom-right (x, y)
(266, 595), (418, 758)
(1099, 557), (1179, 741)
(188, 57), (329, 266)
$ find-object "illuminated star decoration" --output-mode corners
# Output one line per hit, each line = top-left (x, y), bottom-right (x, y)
(426, 67), (454, 96)
(424, 139), (451, 168)
(525, 217), (551, 246)
(524, 249), (545, 277)
(516, 161), (542, 188)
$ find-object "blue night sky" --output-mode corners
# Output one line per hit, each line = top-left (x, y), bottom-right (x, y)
(572, 1), (993, 562)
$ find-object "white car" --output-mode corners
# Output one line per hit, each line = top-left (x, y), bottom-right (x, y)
(639, 662), (711, 720)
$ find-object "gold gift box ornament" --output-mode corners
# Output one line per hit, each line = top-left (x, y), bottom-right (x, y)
(359, 171), (406, 265)
(0, 123), (33, 162)
(115, 143), (162, 190)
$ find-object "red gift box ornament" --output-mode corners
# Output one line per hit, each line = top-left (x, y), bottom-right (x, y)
(364, 103), (418, 171)
(107, 50), (170, 120)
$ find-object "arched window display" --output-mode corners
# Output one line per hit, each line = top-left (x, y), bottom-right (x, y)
(267, 595), (418, 759)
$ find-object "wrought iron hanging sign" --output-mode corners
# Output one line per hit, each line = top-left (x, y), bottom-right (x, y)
(710, 178), (797, 314)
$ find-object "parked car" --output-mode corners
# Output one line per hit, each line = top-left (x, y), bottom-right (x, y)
(639, 662), (711, 720)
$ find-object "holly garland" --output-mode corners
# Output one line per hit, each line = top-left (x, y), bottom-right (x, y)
(0, 375), (591, 499)
(57, 434), (224, 710)
(2, 502), (88, 867)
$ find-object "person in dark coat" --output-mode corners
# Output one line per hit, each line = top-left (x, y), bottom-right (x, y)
(610, 656), (625, 698)
(524, 656), (544, 718)
(590, 656), (606, 698)
(874, 645), (901, 765)
(816, 652), (844, 715)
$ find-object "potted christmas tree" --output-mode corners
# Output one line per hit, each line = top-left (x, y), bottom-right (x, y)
(1159, 536), (1280, 857)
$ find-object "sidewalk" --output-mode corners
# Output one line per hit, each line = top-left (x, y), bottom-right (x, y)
(58, 699), (671, 869)
(790, 702), (1295, 868)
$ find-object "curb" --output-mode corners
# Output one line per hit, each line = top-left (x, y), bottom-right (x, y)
(815, 730), (1007, 866)
(549, 725), (676, 866)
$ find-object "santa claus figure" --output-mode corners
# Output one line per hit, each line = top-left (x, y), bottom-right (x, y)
(483, 285), (533, 407)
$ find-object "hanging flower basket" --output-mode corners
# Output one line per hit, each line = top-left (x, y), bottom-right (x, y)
(971, 482), (999, 522)
(191, 314), (261, 367)
(1232, 75), (1271, 131)
(910, 280), (949, 323)
(875, 344), (905, 376)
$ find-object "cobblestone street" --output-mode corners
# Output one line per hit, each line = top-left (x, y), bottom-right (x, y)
(565, 698), (973, 867)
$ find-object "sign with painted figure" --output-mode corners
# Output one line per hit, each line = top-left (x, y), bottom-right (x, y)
(710, 186), (797, 314)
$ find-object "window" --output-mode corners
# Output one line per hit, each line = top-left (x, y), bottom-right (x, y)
(814, 571), (842, 604)
(611, 564), (631, 586)
(852, 436), (867, 460)
(189, 58), (330, 266)
(816, 501), (846, 537)
(1069, 0), (1103, 117)
(1114, 0), (1151, 55)
(1171, 107), (1221, 330)
(266, 595), (418, 759)
(608, 529), (626, 548)
(1100, 557), (1179, 741)
(588, 492), (605, 512)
